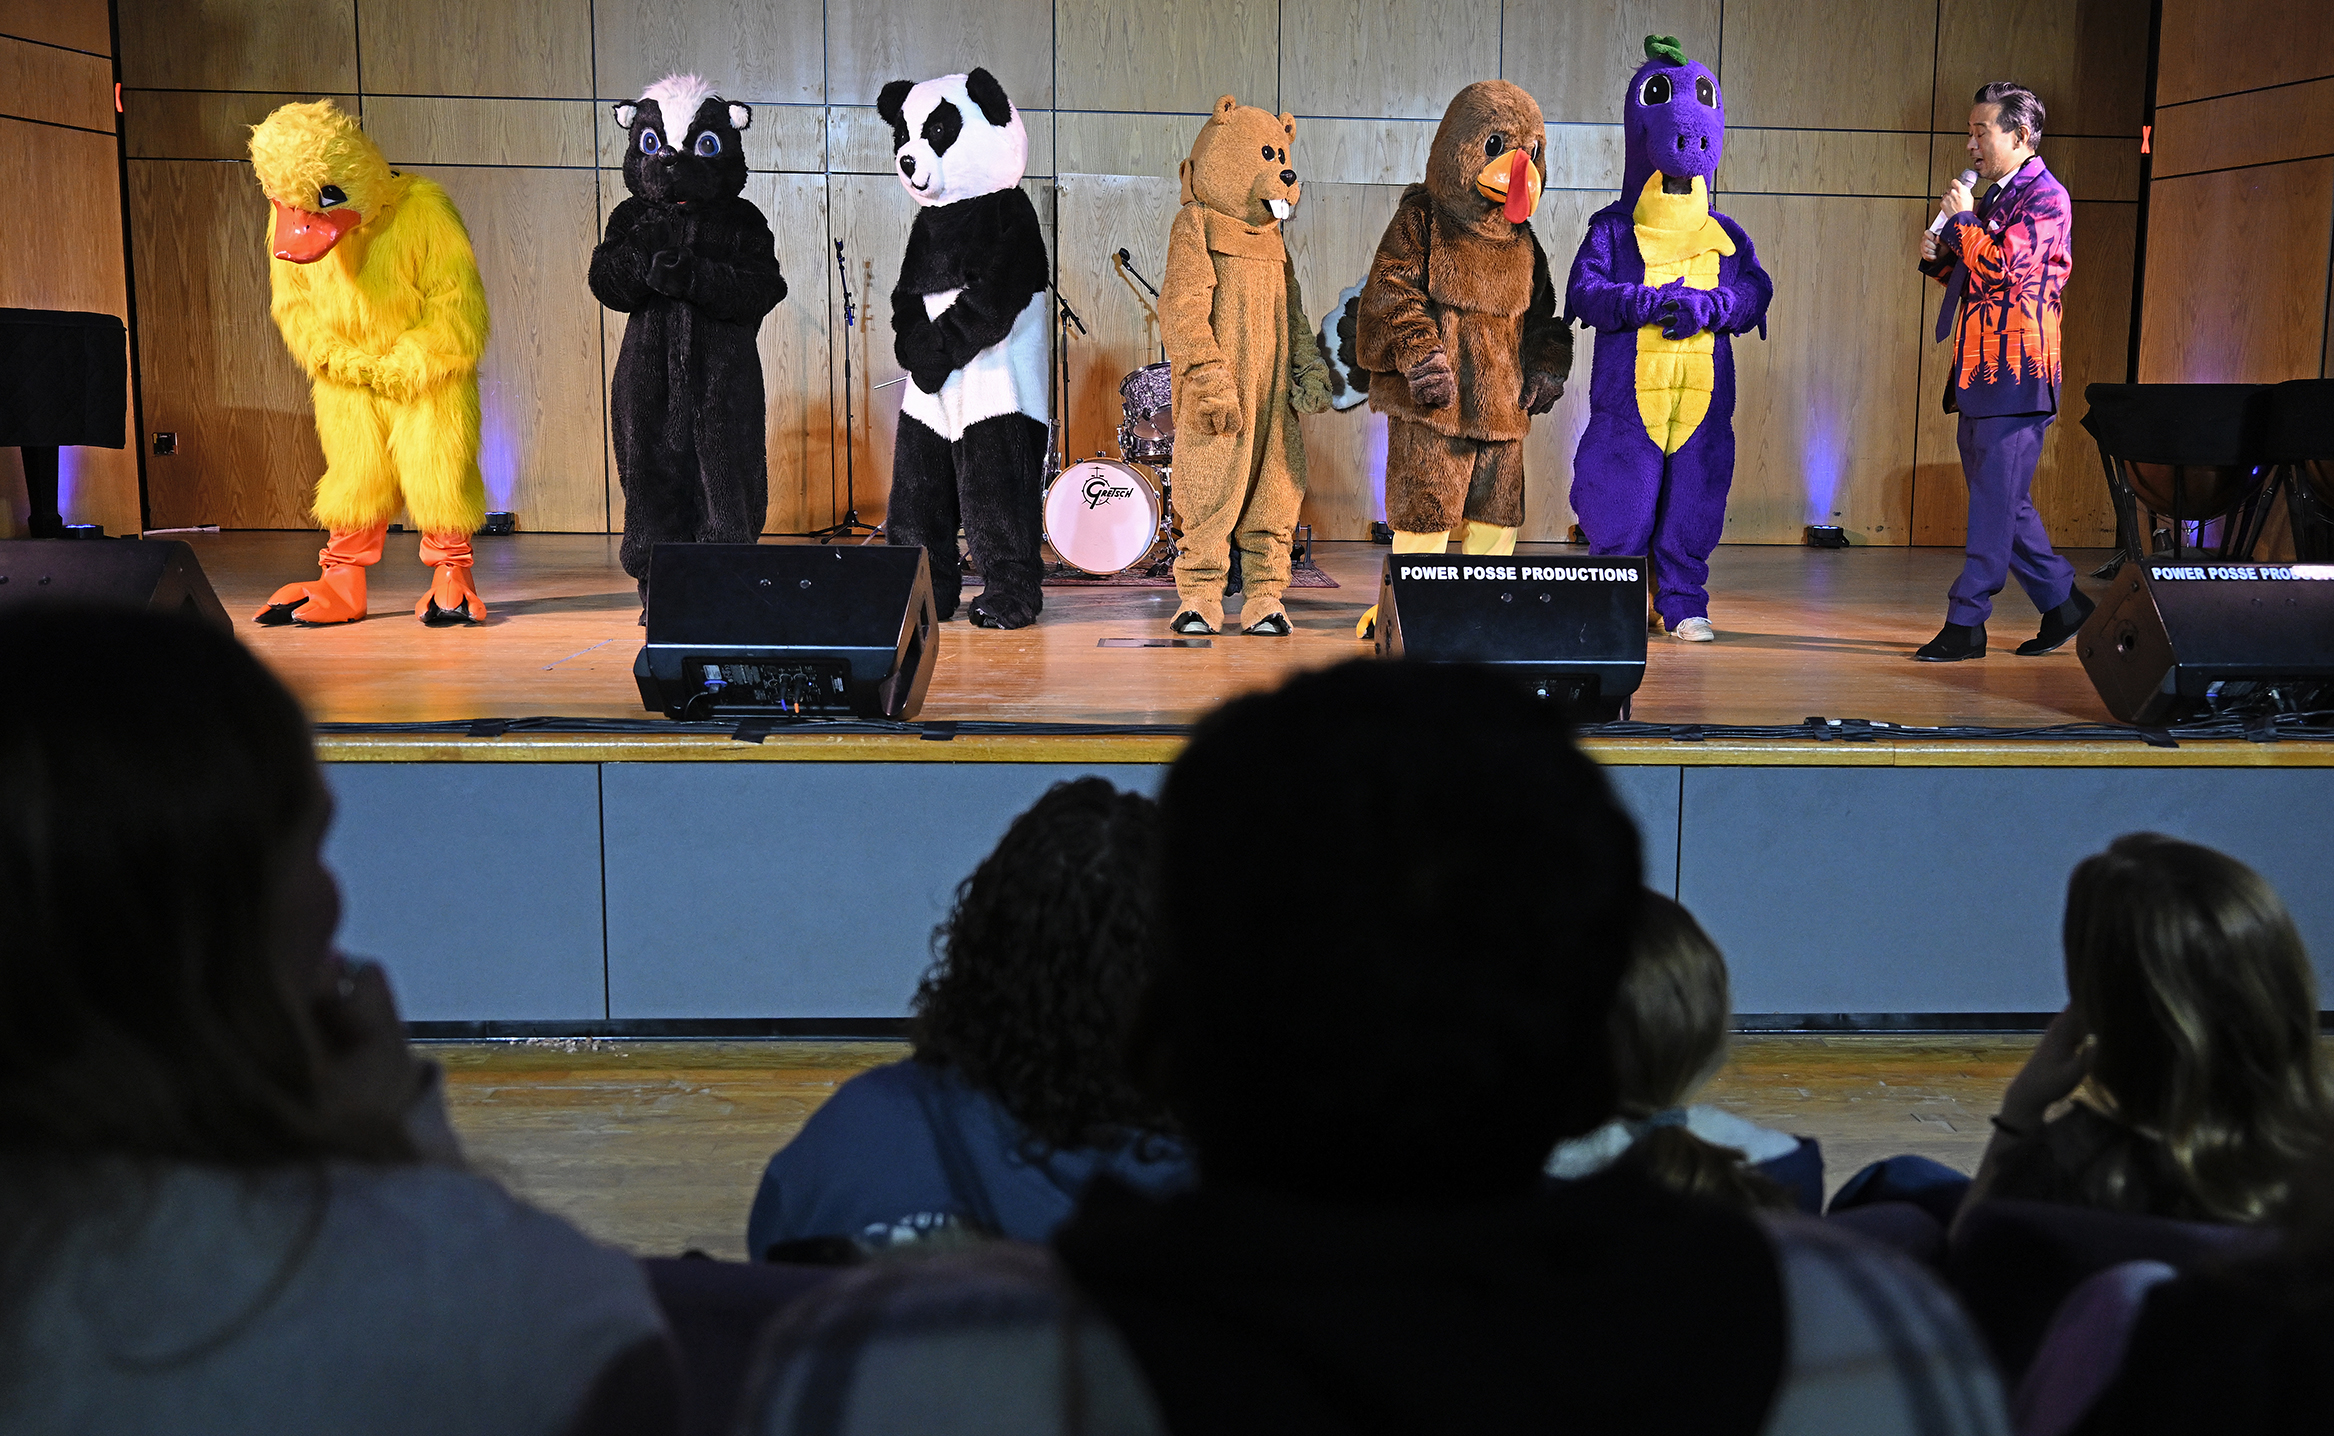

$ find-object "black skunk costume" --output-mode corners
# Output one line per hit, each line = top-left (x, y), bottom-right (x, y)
(878, 68), (1051, 629)
(590, 74), (787, 602)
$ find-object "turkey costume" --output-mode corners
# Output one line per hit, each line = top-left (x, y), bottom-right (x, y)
(1353, 80), (1571, 636)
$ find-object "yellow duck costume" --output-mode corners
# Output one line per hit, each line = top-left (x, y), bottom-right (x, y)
(248, 100), (491, 626)
(1159, 97), (1333, 637)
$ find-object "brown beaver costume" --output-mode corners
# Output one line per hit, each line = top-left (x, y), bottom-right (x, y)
(1159, 97), (1333, 636)
(1356, 80), (1570, 586)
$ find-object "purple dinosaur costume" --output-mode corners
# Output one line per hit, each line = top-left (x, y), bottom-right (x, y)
(1566, 35), (1773, 632)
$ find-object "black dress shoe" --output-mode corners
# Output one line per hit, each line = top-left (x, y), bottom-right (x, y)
(2016, 590), (2096, 656)
(1914, 621), (1986, 662)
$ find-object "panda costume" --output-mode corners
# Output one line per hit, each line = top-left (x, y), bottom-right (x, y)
(877, 68), (1051, 629)
(590, 74), (787, 606)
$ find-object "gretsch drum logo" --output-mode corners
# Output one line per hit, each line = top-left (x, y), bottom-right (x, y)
(1083, 473), (1135, 509)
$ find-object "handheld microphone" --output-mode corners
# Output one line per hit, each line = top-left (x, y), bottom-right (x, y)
(1929, 170), (1979, 235)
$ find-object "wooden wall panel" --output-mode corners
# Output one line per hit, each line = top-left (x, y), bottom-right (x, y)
(1054, 173), (1181, 473)
(1298, 118), (1438, 187)
(116, 0), (355, 92)
(1722, 0), (1936, 132)
(0, 36), (117, 132)
(367, 98), (595, 169)
(1056, 112), (1200, 179)
(2152, 78), (2334, 179)
(431, 167), (606, 532)
(126, 91), (358, 160)
(1922, 133), (2144, 203)
(1721, 130), (1927, 197)
(1933, 0), (2150, 137)
(2138, 160), (2334, 384)
(128, 159), (321, 529)
(1503, 1), (1721, 126)
(1283, 182), (1402, 537)
(1912, 201), (2133, 548)
(592, 0), (826, 107)
(0, 0), (112, 54)
(2158, 0), (2334, 106)
(1278, 0), (1500, 121)
(1055, 0), (1280, 114)
(0, 116), (138, 536)
(823, 0), (1053, 108)
(1543, 123), (1627, 193)
(358, 0), (592, 99)
(1723, 197), (1929, 544)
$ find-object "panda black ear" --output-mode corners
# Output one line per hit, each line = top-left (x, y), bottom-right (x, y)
(965, 67), (1012, 129)
(613, 101), (638, 130)
(728, 102), (751, 132)
(877, 80), (913, 132)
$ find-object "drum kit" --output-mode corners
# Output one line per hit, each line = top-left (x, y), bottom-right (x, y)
(1042, 360), (1181, 578)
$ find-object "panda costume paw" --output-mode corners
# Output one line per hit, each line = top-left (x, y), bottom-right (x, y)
(876, 68), (1052, 629)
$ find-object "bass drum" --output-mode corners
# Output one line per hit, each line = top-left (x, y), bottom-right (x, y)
(1045, 458), (1167, 575)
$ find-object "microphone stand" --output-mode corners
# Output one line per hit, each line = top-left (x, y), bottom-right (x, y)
(810, 238), (880, 541)
(1053, 291), (1086, 479)
(1115, 249), (1165, 363)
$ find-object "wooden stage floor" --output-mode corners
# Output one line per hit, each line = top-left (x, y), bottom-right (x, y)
(191, 530), (2135, 731)
(429, 1035), (2035, 1258)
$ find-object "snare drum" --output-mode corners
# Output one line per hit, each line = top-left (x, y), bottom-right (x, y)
(1045, 458), (1167, 575)
(1118, 362), (1174, 460)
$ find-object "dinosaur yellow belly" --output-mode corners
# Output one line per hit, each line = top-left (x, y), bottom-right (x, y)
(1635, 250), (1721, 455)
(1629, 174), (1733, 456)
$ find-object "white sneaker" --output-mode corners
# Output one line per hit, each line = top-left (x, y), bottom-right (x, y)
(1670, 616), (1715, 642)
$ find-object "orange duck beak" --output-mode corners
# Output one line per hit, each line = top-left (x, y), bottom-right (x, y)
(1475, 148), (1543, 223)
(270, 199), (363, 263)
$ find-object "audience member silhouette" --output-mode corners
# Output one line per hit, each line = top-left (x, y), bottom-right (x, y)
(736, 660), (2009, 1436)
(747, 777), (1187, 1259)
(0, 606), (672, 1436)
(1962, 833), (2334, 1227)
(1547, 891), (1820, 1211)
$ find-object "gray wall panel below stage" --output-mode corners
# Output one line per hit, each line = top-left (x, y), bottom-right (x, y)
(321, 758), (2332, 1026)
(323, 763), (608, 1021)
(599, 763), (1163, 1017)
(1679, 767), (2334, 1014)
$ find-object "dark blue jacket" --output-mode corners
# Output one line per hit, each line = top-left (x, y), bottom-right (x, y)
(746, 1059), (1192, 1260)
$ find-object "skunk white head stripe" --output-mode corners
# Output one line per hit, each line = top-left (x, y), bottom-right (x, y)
(640, 73), (719, 138)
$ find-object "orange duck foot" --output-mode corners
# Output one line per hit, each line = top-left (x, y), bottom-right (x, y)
(253, 521), (386, 626)
(415, 540), (486, 626)
(253, 565), (369, 625)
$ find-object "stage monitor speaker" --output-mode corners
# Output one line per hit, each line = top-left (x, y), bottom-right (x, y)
(2077, 558), (2334, 724)
(0, 538), (230, 631)
(633, 543), (939, 721)
(1374, 552), (1647, 720)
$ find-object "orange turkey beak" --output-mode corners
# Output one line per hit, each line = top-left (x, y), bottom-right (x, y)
(270, 199), (363, 263)
(1475, 148), (1542, 223)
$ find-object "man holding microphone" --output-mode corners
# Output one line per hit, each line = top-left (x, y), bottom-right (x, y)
(1913, 82), (2088, 662)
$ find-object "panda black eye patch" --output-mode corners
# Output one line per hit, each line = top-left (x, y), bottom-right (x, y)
(922, 100), (963, 157)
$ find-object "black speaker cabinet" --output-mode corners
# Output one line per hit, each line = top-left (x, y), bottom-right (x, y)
(633, 543), (939, 721)
(0, 538), (230, 630)
(1374, 552), (1648, 719)
(2078, 558), (2334, 724)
